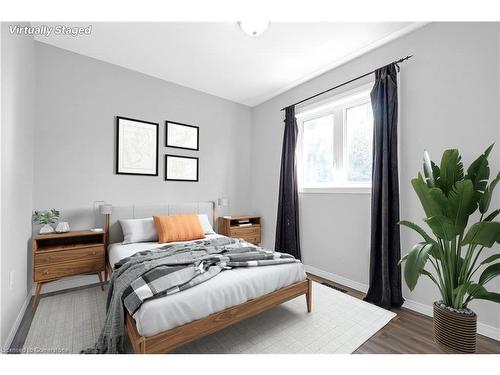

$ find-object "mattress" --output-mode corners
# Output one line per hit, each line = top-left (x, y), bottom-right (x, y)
(108, 235), (307, 337)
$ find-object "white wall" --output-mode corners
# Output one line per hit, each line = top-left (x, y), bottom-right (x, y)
(34, 43), (252, 213)
(0, 23), (35, 349)
(31, 42), (253, 294)
(251, 22), (500, 337)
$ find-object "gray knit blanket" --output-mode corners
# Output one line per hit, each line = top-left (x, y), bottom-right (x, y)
(83, 237), (298, 353)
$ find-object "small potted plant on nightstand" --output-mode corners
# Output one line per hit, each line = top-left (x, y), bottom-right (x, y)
(33, 209), (60, 234)
(399, 145), (500, 353)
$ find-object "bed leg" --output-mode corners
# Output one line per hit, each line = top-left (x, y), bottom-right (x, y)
(139, 338), (146, 354)
(306, 277), (312, 312)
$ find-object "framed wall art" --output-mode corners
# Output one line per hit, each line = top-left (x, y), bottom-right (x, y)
(165, 154), (199, 182)
(165, 121), (199, 151)
(116, 116), (159, 176)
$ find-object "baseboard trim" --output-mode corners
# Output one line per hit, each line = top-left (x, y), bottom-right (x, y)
(304, 264), (369, 293)
(477, 322), (500, 341)
(305, 264), (500, 342)
(2, 291), (31, 353)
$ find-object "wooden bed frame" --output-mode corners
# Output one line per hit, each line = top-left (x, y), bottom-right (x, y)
(106, 261), (312, 354)
(103, 203), (312, 354)
(124, 277), (312, 354)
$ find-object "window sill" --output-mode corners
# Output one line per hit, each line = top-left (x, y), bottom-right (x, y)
(299, 186), (371, 194)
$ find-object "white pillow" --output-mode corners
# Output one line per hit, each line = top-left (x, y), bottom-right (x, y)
(198, 214), (216, 234)
(120, 217), (158, 244)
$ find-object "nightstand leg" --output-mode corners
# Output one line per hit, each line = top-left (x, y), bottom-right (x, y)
(33, 282), (42, 307)
(97, 271), (104, 291)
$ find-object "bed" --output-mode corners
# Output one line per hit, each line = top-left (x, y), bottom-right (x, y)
(105, 203), (312, 354)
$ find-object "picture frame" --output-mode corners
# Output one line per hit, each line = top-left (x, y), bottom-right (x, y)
(165, 121), (199, 151)
(116, 116), (159, 176)
(165, 154), (199, 182)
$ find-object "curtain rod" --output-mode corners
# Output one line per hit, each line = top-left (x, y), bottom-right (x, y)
(280, 55), (413, 112)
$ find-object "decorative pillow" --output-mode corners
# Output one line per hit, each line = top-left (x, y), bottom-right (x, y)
(198, 214), (216, 234)
(153, 214), (205, 243)
(119, 218), (158, 244)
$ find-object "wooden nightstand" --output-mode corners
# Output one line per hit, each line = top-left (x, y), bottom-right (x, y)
(32, 230), (106, 306)
(218, 216), (261, 245)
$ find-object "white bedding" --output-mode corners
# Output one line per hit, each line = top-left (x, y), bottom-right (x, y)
(108, 235), (307, 337)
(108, 234), (224, 268)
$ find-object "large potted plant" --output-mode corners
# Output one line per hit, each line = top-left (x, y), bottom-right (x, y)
(399, 145), (500, 353)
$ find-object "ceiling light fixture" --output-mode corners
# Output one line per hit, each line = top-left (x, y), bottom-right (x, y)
(238, 21), (270, 37)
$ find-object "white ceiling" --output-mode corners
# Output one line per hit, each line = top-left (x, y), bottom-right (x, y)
(33, 22), (424, 107)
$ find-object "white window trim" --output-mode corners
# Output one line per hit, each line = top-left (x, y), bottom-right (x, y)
(300, 186), (371, 194)
(296, 82), (374, 195)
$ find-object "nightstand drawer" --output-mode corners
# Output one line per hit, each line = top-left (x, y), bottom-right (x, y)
(34, 258), (105, 282)
(229, 226), (260, 237)
(241, 235), (260, 245)
(34, 245), (104, 267)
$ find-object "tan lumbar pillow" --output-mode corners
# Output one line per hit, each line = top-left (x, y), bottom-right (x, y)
(153, 214), (205, 243)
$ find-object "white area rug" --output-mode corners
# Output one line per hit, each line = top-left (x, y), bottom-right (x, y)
(23, 282), (396, 354)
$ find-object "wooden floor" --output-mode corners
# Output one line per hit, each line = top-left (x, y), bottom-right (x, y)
(308, 274), (500, 354)
(9, 277), (500, 354)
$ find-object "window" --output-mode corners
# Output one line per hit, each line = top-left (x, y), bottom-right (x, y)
(297, 84), (373, 193)
(302, 114), (334, 186)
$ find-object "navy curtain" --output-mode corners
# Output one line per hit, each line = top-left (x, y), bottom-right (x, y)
(363, 63), (404, 309)
(275, 105), (301, 260)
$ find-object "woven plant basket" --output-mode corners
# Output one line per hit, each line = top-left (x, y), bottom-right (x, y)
(433, 302), (477, 353)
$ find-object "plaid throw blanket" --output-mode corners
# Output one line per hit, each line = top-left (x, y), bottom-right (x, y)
(83, 237), (298, 353)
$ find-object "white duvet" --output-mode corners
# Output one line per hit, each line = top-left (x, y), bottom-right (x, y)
(108, 235), (307, 337)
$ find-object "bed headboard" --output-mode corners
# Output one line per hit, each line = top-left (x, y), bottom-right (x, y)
(108, 202), (215, 244)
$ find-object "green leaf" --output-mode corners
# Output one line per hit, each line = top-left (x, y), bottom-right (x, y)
(431, 161), (441, 187)
(464, 282), (483, 297)
(478, 263), (500, 286)
(431, 160), (441, 188)
(469, 284), (500, 303)
(475, 291), (500, 303)
(457, 255), (465, 274)
(462, 221), (500, 247)
(411, 174), (444, 218)
(398, 253), (409, 265)
(483, 209), (500, 222)
(479, 191), (492, 215)
(403, 243), (434, 291)
(447, 179), (476, 234)
(453, 282), (473, 308)
(428, 188), (449, 215)
(425, 215), (456, 241)
(479, 172), (500, 214)
(483, 143), (494, 158)
(31, 209), (59, 225)
(423, 150), (436, 188)
(466, 144), (493, 194)
(439, 149), (464, 196)
(480, 254), (500, 265)
(399, 220), (439, 247)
